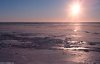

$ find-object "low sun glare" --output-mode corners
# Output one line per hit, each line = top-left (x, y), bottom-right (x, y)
(70, 1), (81, 17)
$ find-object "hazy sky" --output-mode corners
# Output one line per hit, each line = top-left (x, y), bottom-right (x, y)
(0, 0), (100, 22)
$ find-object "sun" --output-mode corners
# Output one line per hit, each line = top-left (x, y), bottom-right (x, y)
(71, 3), (80, 15)
(70, 2), (81, 17)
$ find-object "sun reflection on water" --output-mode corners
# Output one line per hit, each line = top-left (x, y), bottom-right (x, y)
(73, 24), (81, 32)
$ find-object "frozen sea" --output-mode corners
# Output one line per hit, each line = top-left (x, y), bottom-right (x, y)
(0, 22), (100, 64)
(0, 22), (100, 42)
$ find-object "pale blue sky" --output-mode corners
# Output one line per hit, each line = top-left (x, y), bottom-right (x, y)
(0, 0), (100, 22)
